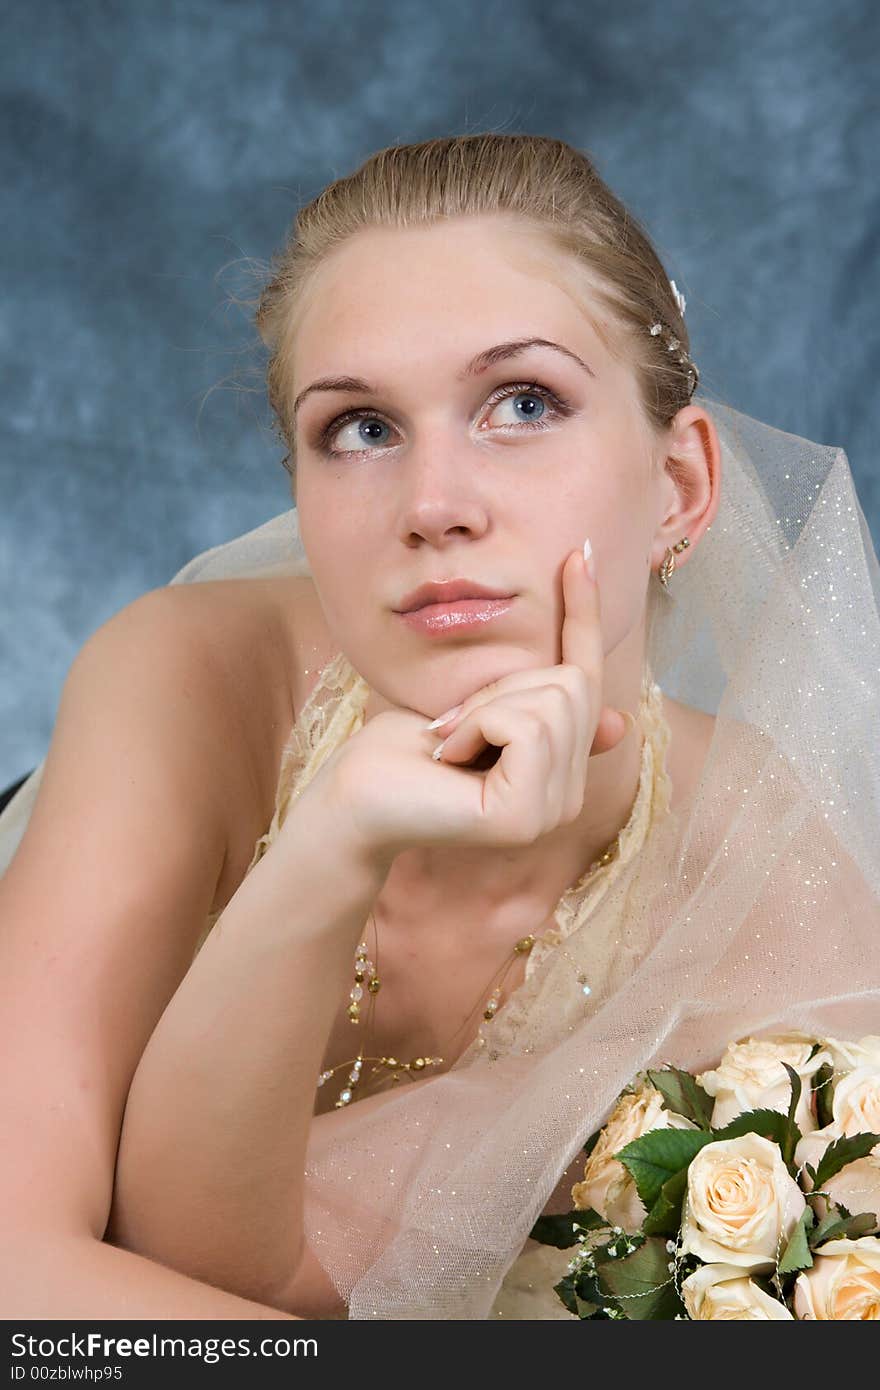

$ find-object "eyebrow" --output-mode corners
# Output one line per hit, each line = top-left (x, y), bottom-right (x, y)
(291, 337), (595, 420)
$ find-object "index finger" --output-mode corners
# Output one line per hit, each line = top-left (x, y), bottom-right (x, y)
(560, 541), (604, 674)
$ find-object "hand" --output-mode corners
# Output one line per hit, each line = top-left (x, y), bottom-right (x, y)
(281, 547), (632, 870)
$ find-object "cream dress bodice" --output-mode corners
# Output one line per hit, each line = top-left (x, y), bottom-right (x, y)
(197, 650), (674, 1319)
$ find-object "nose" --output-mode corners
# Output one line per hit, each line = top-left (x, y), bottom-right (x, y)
(394, 441), (491, 548)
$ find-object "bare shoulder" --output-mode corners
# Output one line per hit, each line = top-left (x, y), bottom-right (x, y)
(0, 573), (335, 1248)
(158, 573), (336, 913)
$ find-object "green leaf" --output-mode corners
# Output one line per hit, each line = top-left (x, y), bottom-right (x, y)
(700, 1106), (805, 1181)
(552, 1274), (579, 1315)
(597, 1236), (684, 1320)
(780, 1063), (803, 1166)
(783, 1061), (802, 1122)
(712, 1106), (803, 1173)
(813, 1062), (835, 1129)
(810, 1202), (850, 1247)
(616, 1129), (715, 1211)
(777, 1207), (814, 1276)
(810, 1208), (879, 1247)
(529, 1206), (607, 1249)
(642, 1166), (689, 1237)
(553, 1267), (606, 1318)
(645, 1067), (714, 1129)
(574, 1292), (600, 1318)
(712, 1107), (792, 1144)
(813, 1131), (880, 1190)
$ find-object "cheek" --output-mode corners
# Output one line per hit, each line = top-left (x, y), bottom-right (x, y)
(297, 493), (363, 600)
(595, 529), (651, 644)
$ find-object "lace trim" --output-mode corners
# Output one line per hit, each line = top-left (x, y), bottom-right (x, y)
(244, 651), (369, 876)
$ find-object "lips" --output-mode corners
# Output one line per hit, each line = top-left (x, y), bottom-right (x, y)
(397, 595), (516, 637)
(396, 579), (515, 613)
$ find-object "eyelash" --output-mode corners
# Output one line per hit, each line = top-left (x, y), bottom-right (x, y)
(311, 381), (575, 458)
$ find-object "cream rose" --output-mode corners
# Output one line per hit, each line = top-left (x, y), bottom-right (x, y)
(696, 1032), (829, 1133)
(571, 1083), (695, 1233)
(831, 1066), (880, 1137)
(795, 1120), (880, 1220)
(681, 1262), (794, 1319)
(793, 1236), (880, 1319)
(679, 1133), (806, 1270)
(818, 1157), (880, 1222)
(795, 1063), (880, 1219)
(821, 1034), (880, 1081)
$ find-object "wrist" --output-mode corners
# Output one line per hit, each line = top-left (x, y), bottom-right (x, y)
(278, 785), (393, 904)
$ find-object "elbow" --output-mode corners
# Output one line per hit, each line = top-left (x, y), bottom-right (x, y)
(104, 1202), (304, 1313)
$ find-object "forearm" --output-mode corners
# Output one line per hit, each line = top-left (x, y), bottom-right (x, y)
(3, 1234), (301, 1319)
(107, 803), (387, 1308)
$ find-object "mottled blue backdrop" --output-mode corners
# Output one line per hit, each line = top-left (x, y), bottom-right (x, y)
(2, 0), (879, 786)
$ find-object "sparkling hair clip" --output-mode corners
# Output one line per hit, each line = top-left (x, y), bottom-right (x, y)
(648, 277), (699, 396)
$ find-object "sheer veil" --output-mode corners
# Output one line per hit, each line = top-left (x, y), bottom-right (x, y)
(2, 397), (879, 1318)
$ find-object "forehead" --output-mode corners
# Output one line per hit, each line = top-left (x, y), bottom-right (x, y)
(291, 219), (612, 377)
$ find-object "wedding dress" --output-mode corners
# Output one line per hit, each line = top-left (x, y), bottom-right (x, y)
(190, 645), (673, 1318)
(2, 400), (879, 1318)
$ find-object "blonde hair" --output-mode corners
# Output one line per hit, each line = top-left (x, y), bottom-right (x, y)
(255, 133), (698, 471)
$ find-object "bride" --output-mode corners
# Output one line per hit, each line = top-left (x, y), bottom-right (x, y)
(1, 133), (878, 1320)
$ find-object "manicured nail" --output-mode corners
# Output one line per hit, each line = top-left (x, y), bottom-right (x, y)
(426, 703), (462, 731)
(583, 537), (596, 581)
(619, 710), (636, 735)
(431, 738), (448, 761)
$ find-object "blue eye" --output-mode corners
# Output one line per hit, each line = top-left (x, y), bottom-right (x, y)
(330, 416), (394, 453)
(313, 381), (574, 458)
(486, 389), (548, 427)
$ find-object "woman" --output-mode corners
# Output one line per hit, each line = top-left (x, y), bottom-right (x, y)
(1, 134), (878, 1320)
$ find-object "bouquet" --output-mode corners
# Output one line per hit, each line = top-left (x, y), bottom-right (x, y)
(530, 1033), (880, 1319)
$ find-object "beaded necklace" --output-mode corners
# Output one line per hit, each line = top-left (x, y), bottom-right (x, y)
(317, 812), (625, 1111)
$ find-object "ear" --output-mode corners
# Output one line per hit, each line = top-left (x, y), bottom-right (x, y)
(649, 405), (722, 577)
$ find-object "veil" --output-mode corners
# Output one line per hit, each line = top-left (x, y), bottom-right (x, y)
(2, 398), (879, 1319)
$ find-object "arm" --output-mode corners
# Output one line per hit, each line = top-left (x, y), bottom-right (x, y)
(0, 588), (311, 1318)
(2, 1235), (302, 1320)
(106, 796), (387, 1309)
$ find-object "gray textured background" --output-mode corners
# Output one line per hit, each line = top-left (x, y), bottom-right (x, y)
(2, 0), (879, 789)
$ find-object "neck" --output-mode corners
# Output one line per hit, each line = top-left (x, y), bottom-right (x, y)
(361, 628), (650, 947)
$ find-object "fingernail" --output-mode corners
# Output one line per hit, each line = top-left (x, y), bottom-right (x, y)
(619, 710), (636, 735)
(426, 703), (462, 731)
(583, 537), (597, 582)
(431, 738), (448, 761)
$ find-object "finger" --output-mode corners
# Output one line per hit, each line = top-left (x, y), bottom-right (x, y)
(560, 544), (604, 676)
(425, 667), (574, 739)
(428, 678), (628, 767)
(432, 701), (561, 843)
(424, 658), (630, 753)
(423, 544), (632, 752)
(591, 706), (634, 754)
(422, 547), (599, 738)
(432, 685), (572, 769)
(562, 545), (632, 755)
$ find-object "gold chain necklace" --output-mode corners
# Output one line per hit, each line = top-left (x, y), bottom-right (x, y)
(316, 828), (622, 1111)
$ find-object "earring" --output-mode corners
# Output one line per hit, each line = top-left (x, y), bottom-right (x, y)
(658, 537), (690, 589)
